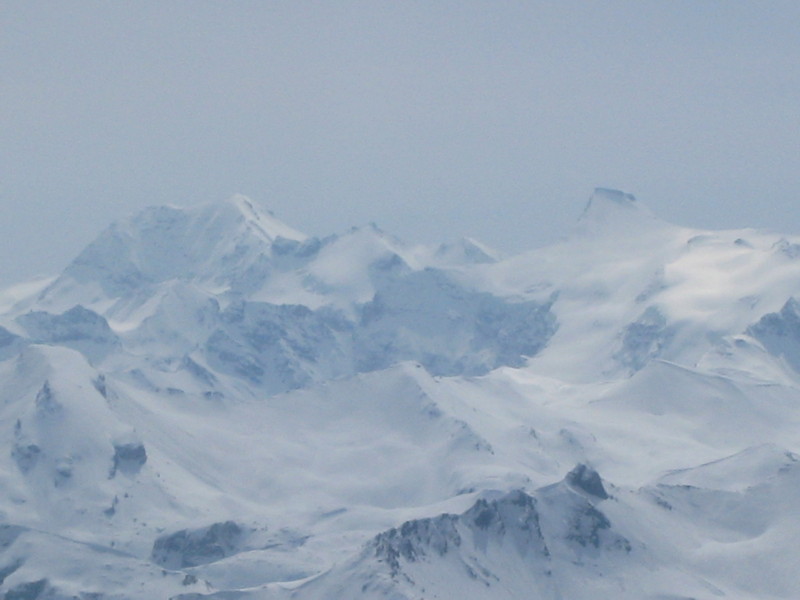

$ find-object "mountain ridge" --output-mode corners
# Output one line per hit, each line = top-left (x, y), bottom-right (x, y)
(1, 190), (800, 599)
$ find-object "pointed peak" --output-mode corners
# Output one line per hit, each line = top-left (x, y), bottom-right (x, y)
(335, 222), (411, 256)
(590, 187), (637, 207)
(224, 192), (262, 209)
(218, 193), (272, 219)
(434, 237), (500, 266)
(221, 193), (273, 220)
(345, 222), (388, 237)
(576, 187), (659, 233)
(52, 195), (308, 299)
(196, 194), (307, 243)
(581, 188), (642, 218)
(565, 463), (609, 499)
(124, 194), (306, 243)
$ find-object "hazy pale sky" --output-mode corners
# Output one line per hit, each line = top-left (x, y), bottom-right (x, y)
(2, 1), (800, 288)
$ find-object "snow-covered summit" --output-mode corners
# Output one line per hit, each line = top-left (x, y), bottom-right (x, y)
(218, 194), (307, 242)
(30, 196), (305, 309)
(576, 187), (659, 234)
(586, 186), (637, 208)
(429, 237), (501, 266)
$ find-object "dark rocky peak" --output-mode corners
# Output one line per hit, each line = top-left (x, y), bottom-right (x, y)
(565, 464), (609, 500)
(372, 489), (548, 575)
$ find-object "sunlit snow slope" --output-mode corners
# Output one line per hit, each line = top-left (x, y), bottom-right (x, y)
(1, 189), (800, 599)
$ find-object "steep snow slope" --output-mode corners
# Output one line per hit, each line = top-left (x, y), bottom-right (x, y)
(1, 190), (800, 599)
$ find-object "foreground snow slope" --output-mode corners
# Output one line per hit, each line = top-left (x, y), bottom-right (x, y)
(1, 189), (800, 599)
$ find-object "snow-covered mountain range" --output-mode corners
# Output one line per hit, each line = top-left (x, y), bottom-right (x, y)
(1, 189), (799, 599)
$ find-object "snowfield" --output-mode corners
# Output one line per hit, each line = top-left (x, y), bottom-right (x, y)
(1, 189), (799, 599)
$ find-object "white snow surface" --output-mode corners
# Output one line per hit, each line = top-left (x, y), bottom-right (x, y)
(1, 191), (800, 599)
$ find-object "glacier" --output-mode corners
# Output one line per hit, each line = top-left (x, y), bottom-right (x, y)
(0, 189), (799, 598)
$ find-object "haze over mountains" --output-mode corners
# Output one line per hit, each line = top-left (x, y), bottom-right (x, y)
(1, 189), (799, 599)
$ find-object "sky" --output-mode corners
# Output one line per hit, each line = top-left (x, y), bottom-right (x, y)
(2, 1), (800, 288)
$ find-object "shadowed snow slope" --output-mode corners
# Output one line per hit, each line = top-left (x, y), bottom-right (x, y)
(1, 190), (800, 599)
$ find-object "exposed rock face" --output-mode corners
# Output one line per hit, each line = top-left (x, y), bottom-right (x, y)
(356, 269), (557, 376)
(0, 326), (25, 361)
(748, 297), (800, 371)
(11, 442), (41, 474)
(362, 489), (552, 596)
(151, 521), (244, 569)
(204, 271), (557, 392)
(300, 469), (634, 600)
(566, 464), (609, 500)
(615, 306), (672, 372)
(371, 489), (550, 569)
(109, 443), (147, 478)
(4, 579), (48, 600)
(16, 306), (119, 363)
(373, 513), (461, 576)
(0, 559), (23, 586)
